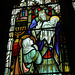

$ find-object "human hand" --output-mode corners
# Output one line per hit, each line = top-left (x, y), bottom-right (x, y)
(37, 21), (42, 28)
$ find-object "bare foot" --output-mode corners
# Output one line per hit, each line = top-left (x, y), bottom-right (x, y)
(23, 63), (29, 73)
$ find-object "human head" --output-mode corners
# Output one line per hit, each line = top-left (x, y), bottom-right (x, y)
(22, 38), (34, 47)
(22, 37), (35, 54)
(19, 35), (35, 47)
(39, 10), (47, 21)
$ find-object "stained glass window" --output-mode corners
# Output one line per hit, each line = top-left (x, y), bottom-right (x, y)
(4, 0), (71, 75)
(72, 0), (75, 10)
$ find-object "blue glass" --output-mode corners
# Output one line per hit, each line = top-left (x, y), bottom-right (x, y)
(23, 10), (25, 16)
(30, 19), (37, 29)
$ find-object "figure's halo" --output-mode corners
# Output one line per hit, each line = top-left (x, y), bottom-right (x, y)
(50, 16), (60, 22)
(19, 35), (35, 47)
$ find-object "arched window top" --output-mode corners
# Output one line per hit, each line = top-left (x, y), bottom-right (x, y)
(13, 0), (59, 8)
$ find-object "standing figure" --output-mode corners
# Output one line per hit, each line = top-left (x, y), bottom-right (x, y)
(30, 10), (60, 74)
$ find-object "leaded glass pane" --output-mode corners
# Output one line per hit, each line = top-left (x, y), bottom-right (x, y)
(4, 0), (71, 75)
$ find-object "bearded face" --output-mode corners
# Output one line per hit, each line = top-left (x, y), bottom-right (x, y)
(39, 10), (47, 21)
